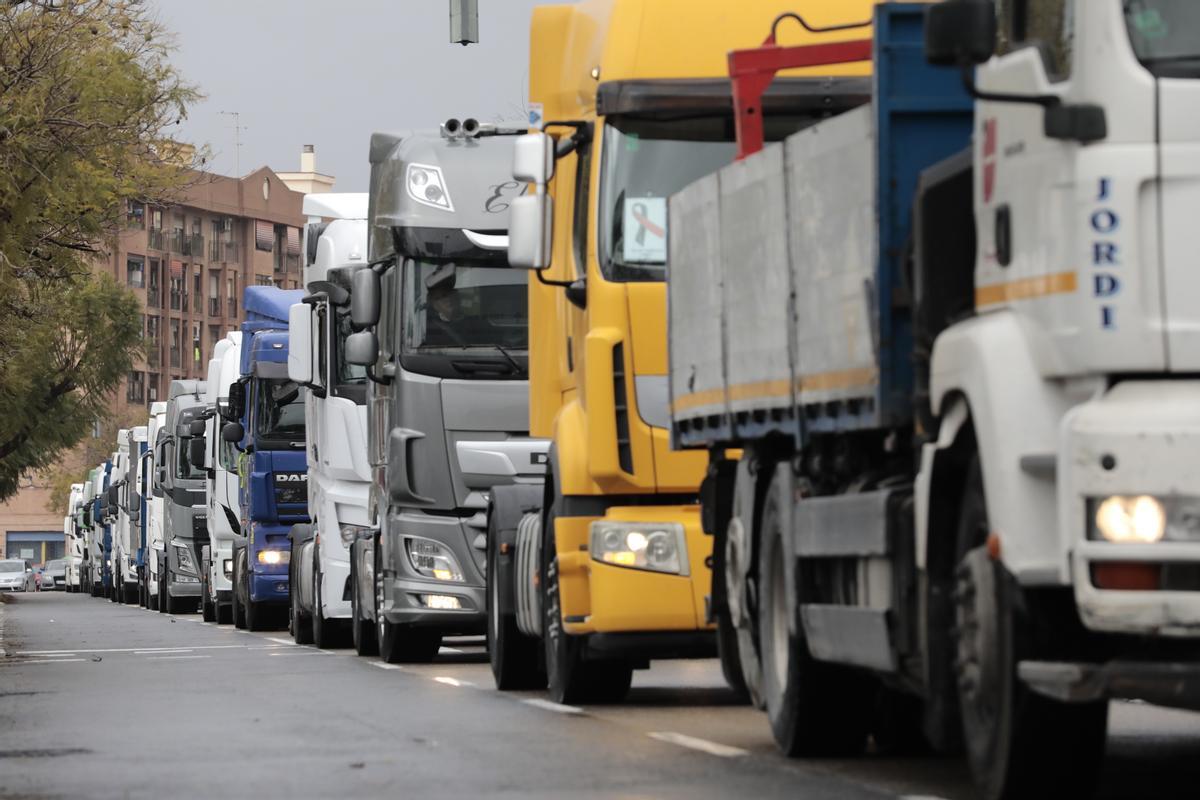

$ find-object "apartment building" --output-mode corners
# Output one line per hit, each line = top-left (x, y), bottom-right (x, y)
(0, 153), (331, 559)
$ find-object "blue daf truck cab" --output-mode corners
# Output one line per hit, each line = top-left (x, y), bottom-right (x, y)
(222, 286), (309, 630)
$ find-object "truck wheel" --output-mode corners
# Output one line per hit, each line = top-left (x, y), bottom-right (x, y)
(201, 591), (216, 622)
(541, 482), (591, 704)
(953, 457), (1106, 800)
(487, 510), (545, 690)
(374, 543), (441, 662)
(725, 511), (764, 708)
(125, 584), (138, 605)
(712, 517), (750, 703)
(232, 558), (247, 629)
(350, 558), (377, 656)
(291, 570), (313, 644)
(758, 484), (869, 756)
(311, 565), (343, 648)
(217, 601), (232, 625)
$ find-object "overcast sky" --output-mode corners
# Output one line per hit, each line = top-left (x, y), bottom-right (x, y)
(148, 0), (568, 192)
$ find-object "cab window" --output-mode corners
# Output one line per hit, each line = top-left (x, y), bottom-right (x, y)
(995, 0), (1074, 81)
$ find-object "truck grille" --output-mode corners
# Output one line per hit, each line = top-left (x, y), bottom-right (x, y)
(273, 472), (307, 506)
(613, 342), (633, 473)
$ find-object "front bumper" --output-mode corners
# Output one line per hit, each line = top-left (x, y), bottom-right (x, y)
(1020, 659), (1200, 711)
(554, 504), (712, 636)
(380, 512), (484, 632)
(247, 522), (292, 603)
(1065, 381), (1200, 636)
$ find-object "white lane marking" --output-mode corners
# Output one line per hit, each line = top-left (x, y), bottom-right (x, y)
(134, 649), (193, 655)
(148, 655), (211, 661)
(41, 653), (77, 658)
(16, 658), (88, 665)
(265, 637), (296, 646)
(646, 732), (748, 758)
(439, 647), (463, 654)
(522, 698), (584, 715)
(900, 796), (952, 800)
(369, 662), (407, 671)
(433, 676), (475, 688)
(18, 644), (249, 656)
(268, 651), (317, 657)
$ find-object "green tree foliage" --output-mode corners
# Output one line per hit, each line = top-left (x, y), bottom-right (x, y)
(0, 0), (198, 501)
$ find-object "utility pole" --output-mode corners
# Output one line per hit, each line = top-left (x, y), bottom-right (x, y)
(217, 110), (248, 177)
(449, 0), (478, 45)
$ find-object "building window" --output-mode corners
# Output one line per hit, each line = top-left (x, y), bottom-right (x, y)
(126, 255), (145, 288)
(147, 374), (159, 403)
(127, 371), (145, 403)
(192, 322), (203, 367)
(208, 270), (222, 317)
(169, 261), (184, 310)
(127, 200), (145, 229)
(255, 219), (273, 252)
(193, 268), (202, 312)
(170, 319), (181, 368)
(227, 273), (238, 316)
(147, 258), (161, 308)
(146, 315), (161, 344)
(209, 324), (223, 350)
(256, 275), (274, 287)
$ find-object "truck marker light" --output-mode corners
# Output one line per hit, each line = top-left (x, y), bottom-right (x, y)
(257, 549), (290, 566)
(420, 594), (462, 610)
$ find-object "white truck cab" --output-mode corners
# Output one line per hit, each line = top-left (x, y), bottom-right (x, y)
(287, 192), (371, 646)
(145, 401), (168, 610)
(65, 482), (84, 592)
(201, 331), (243, 623)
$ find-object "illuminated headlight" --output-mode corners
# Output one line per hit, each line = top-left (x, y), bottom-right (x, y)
(405, 537), (464, 582)
(1089, 495), (1200, 544)
(171, 542), (196, 573)
(589, 522), (689, 576)
(419, 594), (462, 610)
(222, 559), (233, 578)
(340, 524), (374, 547)
(406, 163), (453, 212)
(106, 559), (112, 568)
(257, 549), (290, 566)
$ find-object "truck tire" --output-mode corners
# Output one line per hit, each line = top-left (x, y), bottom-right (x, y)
(232, 554), (246, 629)
(217, 601), (232, 625)
(487, 511), (545, 690)
(758, 482), (870, 756)
(311, 564), (344, 649)
(201, 571), (216, 621)
(125, 584), (138, 605)
(350, 557), (378, 656)
(540, 479), (632, 704)
(246, 596), (271, 632)
(291, 569), (313, 644)
(953, 457), (1106, 800)
(374, 543), (441, 663)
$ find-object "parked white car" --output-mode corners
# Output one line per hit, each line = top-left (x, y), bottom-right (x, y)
(0, 559), (37, 592)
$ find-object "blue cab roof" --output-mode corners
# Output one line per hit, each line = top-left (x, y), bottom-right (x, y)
(241, 286), (304, 332)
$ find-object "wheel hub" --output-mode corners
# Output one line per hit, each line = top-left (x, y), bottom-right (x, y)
(954, 546), (1001, 724)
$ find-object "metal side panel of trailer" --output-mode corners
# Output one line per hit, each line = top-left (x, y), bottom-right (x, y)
(668, 3), (971, 448)
(667, 172), (727, 427)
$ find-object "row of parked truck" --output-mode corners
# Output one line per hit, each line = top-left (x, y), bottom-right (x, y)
(55, 1), (1200, 797)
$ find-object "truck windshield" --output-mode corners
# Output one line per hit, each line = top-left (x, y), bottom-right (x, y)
(1126, 0), (1200, 76)
(599, 117), (736, 283)
(400, 259), (528, 379)
(254, 378), (305, 444)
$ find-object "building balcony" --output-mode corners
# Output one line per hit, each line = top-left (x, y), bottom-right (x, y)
(148, 229), (165, 251)
(224, 241), (239, 262)
(208, 298), (221, 317)
(170, 230), (185, 254)
(190, 234), (204, 258)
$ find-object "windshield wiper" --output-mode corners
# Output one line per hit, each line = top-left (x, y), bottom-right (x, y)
(491, 344), (522, 374)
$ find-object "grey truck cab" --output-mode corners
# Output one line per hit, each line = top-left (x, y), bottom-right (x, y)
(156, 379), (207, 613)
(347, 122), (546, 662)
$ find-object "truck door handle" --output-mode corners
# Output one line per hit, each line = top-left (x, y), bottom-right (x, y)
(995, 205), (1012, 267)
(387, 428), (435, 507)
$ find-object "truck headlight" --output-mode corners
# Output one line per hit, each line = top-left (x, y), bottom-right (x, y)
(405, 537), (464, 582)
(257, 549), (290, 566)
(1088, 495), (1200, 544)
(171, 541), (197, 573)
(223, 559), (233, 578)
(589, 521), (689, 576)
(340, 524), (374, 547)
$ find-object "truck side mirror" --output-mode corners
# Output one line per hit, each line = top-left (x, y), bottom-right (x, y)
(344, 331), (379, 367)
(222, 421), (245, 443)
(288, 302), (314, 385)
(189, 419), (206, 437)
(924, 0), (995, 67)
(227, 381), (246, 419)
(175, 422), (193, 438)
(130, 506), (140, 524)
(351, 269), (380, 330)
(508, 133), (556, 270)
(188, 437), (206, 469)
(107, 485), (118, 504)
(156, 465), (167, 487)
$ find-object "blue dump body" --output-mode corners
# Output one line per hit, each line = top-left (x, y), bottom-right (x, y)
(866, 6), (973, 431)
(236, 286), (308, 604)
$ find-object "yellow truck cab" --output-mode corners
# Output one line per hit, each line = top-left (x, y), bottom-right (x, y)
(487, 0), (874, 704)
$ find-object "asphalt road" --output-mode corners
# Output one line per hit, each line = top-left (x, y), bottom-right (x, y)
(1, 592), (1199, 799)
